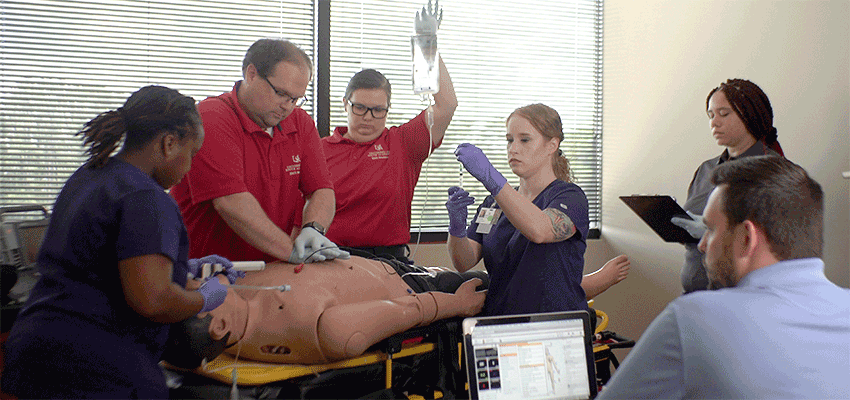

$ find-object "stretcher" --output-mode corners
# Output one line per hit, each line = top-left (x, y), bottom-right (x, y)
(590, 307), (636, 390)
(165, 308), (634, 399)
(166, 317), (467, 400)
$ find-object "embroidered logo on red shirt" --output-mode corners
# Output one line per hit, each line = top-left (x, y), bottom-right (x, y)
(368, 145), (389, 160)
(287, 155), (301, 176)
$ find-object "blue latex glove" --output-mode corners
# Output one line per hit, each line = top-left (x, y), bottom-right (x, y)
(454, 143), (508, 196)
(446, 186), (475, 237)
(197, 278), (227, 313)
(289, 227), (350, 264)
(187, 254), (245, 284)
(671, 211), (707, 239)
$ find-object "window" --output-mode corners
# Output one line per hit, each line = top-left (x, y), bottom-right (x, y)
(328, 0), (603, 238)
(0, 0), (314, 206)
(1, 0), (603, 236)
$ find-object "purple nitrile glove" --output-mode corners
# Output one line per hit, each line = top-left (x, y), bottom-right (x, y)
(187, 254), (245, 284)
(454, 143), (507, 196)
(446, 186), (475, 237)
(197, 277), (227, 313)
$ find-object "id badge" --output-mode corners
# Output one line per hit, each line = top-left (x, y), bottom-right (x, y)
(475, 207), (502, 234)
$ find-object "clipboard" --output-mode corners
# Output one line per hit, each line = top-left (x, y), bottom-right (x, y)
(619, 195), (699, 243)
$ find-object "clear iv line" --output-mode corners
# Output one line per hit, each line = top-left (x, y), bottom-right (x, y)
(410, 93), (435, 263)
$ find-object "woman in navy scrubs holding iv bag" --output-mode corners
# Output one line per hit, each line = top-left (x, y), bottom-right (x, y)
(1, 86), (243, 399)
(446, 103), (591, 316)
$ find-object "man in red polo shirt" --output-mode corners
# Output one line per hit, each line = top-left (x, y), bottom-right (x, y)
(171, 38), (348, 264)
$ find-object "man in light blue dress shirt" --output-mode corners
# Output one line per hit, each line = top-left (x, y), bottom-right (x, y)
(599, 156), (849, 399)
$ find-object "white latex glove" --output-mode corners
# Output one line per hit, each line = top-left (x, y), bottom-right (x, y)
(415, 0), (442, 35)
(671, 211), (707, 239)
(288, 227), (350, 264)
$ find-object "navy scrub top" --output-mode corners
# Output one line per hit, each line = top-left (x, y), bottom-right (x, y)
(2, 158), (190, 399)
(468, 180), (590, 316)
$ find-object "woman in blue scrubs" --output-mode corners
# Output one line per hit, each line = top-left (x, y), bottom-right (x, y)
(446, 103), (590, 316)
(1, 86), (237, 398)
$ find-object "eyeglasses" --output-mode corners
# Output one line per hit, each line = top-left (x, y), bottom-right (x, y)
(262, 75), (307, 107)
(346, 99), (389, 119)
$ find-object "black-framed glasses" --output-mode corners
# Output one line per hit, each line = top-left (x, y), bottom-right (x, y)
(346, 99), (389, 119)
(262, 75), (307, 107)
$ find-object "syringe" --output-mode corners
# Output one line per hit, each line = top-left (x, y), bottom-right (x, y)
(229, 284), (291, 292)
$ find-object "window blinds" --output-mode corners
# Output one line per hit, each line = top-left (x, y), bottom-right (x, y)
(328, 0), (603, 232)
(0, 0), (314, 206)
(1, 0), (602, 233)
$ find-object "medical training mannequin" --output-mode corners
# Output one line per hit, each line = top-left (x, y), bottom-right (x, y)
(168, 255), (487, 366)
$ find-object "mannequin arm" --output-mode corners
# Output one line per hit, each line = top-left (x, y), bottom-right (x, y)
(316, 278), (485, 360)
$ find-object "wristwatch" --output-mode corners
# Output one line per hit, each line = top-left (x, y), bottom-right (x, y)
(302, 221), (326, 236)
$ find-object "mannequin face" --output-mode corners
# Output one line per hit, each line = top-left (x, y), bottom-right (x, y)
(505, 115), (557, 179)
(707, 91), (755, 156)
(343, 88), (389, 143)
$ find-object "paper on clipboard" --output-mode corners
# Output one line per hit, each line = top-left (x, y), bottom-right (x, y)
(619, 195), (700, 243)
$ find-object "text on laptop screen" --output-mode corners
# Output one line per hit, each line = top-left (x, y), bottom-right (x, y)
(469, 319), (590, 400)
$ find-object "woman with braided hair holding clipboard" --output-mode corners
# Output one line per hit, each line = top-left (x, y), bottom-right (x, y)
(672, 79), (784, 293)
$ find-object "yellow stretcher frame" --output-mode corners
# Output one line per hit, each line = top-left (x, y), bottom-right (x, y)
(188, 341), (435, 388)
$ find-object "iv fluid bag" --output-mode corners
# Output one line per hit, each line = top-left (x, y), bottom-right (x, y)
(411, 34), (440, 95)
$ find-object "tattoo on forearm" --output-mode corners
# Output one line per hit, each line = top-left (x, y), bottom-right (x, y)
(543, 208), (576, 241)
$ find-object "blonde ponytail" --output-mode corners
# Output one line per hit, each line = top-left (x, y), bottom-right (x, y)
(553, 148), (573, 183)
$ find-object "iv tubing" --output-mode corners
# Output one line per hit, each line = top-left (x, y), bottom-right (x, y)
(410, 93), (435, 262)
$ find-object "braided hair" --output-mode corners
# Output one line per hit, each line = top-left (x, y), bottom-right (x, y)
(706, 79), (784, 156)
(77, 86), (200, 168)
(507, 103), (574, 183)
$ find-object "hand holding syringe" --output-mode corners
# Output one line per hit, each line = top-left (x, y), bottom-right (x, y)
(201, 261), (291, 292)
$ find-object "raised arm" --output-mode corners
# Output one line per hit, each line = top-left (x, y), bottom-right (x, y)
(428, 56), (458, 147)
(493, 187), (576, 244)
(454, 143), (576, 244)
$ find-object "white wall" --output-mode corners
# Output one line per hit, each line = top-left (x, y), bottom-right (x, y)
(413, 0), (849, 361)
(599, 0), (849, 356)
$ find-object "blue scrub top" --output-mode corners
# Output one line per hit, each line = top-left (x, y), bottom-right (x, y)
(468, 180), (589, 316)
(2, 158), (190, 399)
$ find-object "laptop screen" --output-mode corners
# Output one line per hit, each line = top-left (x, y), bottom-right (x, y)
(463, 311), (596, 400)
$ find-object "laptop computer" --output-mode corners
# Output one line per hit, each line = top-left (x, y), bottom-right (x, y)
(462, 311), (597, 400)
